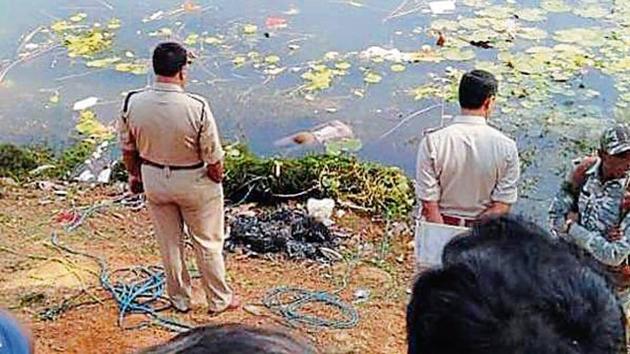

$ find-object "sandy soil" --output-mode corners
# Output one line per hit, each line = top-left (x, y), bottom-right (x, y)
(0, 183), (415, 353)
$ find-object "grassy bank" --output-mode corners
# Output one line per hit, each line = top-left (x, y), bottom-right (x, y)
(0, 143), (414, 218)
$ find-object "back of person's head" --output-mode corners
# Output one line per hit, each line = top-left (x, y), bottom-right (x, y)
(458, 69), (498, 109)
(407, 215), (626, 354)
(139, 323), (318, 354)
(152, 42), (188, 77)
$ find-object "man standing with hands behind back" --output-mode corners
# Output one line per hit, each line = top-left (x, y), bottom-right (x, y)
(118, 42), (239, 314)
(416, 70), (520, 227)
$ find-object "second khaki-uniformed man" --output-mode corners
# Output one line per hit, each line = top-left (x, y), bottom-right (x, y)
(118, 42), (238, 314)
(416, 70), (520, 227)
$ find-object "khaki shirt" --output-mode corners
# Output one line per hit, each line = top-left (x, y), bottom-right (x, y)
(118, 82), (224, 167)
(416, 115), (520, 219)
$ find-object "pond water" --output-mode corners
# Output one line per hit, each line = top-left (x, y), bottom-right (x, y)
(1, 0), (629, 222)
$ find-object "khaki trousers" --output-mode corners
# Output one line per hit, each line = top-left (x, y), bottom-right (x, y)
(142, 164), (233, 312)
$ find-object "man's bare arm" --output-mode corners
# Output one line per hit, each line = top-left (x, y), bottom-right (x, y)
(479, 201), (511, 219)
(421, 200), (444, 224)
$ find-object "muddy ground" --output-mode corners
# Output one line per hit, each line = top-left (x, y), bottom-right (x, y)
(0, 182), (415, 353)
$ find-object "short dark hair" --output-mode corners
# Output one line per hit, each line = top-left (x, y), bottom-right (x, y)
(152, 42), (188, 77)
(407, 216), (626, 354)
(138, 324), (318, 354)
(458, 70), (498, 109)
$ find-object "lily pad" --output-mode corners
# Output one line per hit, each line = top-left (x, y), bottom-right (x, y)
(554, 28), (606, 47)
(107, 18), (121, 30)
(335, 61), (352, 70)
(75, 110), (113, 141)
(364, 71), (382, 84)
(476, 5), (514, 19)
(69, 13), (88, 23)
(264, 55), (280, 65)
(516, 8), (547, 22)
(442, 48), (475, 61)
(243, 24), (258, 35)
(86, 57), (121, 68)
(183, 33), (200, 46)
(517, 28), (548, 40)
(114, 62), (149, 75)
(411, 85), (441, 100)
(541, 0), (570, 12)
(204, 36), (223, 45)
(390, 64), (406, 72)
(326, 139), (363, 155)
(574, 4), (609, 19)
(430, 19), (459, 32)
(233, 56), (246, 66)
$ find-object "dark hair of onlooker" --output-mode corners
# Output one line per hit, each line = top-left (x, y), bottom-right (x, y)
(458, 69), (498, 109)
(152, 42), (188, 77)
(138, 323), (318, 354)
(407, 215), (626, 354)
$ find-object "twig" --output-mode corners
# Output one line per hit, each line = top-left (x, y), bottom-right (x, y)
(94, 0), (114, 10)
(54, 68), (107, 82)
(17, 26), (46, 55)
(271, 185), (318, 198)
(378, 104), (441, 140)
(0, 44), (61, 83)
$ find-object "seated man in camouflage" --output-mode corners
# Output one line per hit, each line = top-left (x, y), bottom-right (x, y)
(549, 124), (630, 310)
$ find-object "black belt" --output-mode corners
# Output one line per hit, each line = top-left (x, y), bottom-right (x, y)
(142, 159), (205, 170)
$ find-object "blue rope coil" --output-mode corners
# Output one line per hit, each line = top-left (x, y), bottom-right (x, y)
(51, 233), (191, 332)
(262, 287), (359, 330)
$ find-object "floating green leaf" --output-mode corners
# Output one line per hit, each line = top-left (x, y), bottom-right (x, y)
(233, 56), (246, 66)
(302, 66), (334, 91)
(335, 61), (352, 70)
(326, 139), (363, 155)
(516, 8), (546, 22)
(114, 62), (149, 75)
(204, 36), (223, 45)
(184, 33), (200, 46)
(430, 19), (459, 32)
(86, 57), (121, 68)
(75, 110), (113, 141)
(243, 24), (258, 35)
(411, 85), (441, 100)
(390, 64), (406, 72)
(517, 27), (548, 40)
(574, 4), (609, 19)
(107, 18), (121, 30)
(69, 13), (87, 23)
(364, 71), (382, 84)
(541, 0), (570, 12)
(554, 28), (606, 47)
(264, 55), (280, 64)
(442, 48), (475, 61)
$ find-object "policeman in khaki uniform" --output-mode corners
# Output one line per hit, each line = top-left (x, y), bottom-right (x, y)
(118, 42), (239, 314)
(416, 70), (520, 227)
(549, 124), (630, 311)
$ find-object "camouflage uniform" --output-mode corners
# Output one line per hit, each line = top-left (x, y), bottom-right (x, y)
(549, 124), (630, 311)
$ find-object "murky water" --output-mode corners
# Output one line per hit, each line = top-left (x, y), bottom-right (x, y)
(1, 0), (629, 221)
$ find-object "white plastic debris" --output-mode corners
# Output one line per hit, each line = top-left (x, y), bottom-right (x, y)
(307, 198), (335, 225)
(72, 96), (99, 111)
(353, 289), (371, 303)
(359, 46), (413, 62)
(429, 1), (455, 15)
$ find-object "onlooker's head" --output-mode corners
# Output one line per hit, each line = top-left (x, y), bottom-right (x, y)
(599, 123), (630, 180)
(152, 42), (190, 84)
(0, 310), (32, 354)
(138, 323), (318, 354)
(407, 215), (626, 354)
(458, 70), (498, 118)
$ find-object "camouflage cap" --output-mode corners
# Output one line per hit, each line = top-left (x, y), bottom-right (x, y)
(601, 124), (630, 155)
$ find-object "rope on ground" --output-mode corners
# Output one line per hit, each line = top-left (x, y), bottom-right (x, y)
(50, 228), (191, 332)
(262, 286), (359, 330)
